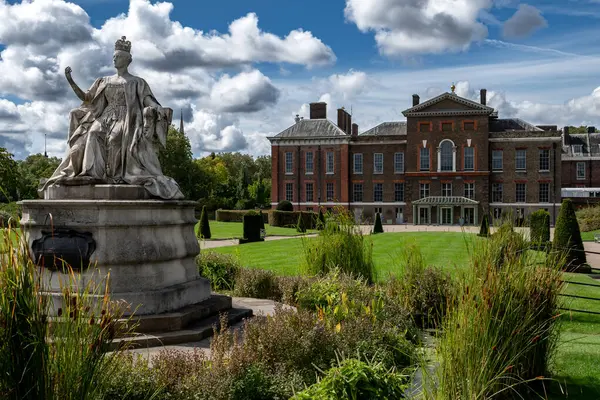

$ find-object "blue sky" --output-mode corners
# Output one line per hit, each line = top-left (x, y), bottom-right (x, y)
(1, 0), (600, 159)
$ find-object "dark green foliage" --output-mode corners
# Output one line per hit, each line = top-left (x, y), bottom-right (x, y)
(292, 358), (409, 400)
(229, 364), (280, 400)
(269, 210), (316, 229)
(276, 200), (294, 212)
(196, 251), (240, 291)
(234, 268), (281, 300)
(575, 204), (600, 232)
(373, 212), (384, 234)
(16, 154), (61, 200)
(478, 214), (490, 237)
(215, 209), (269, 223)
(0, 148), (19, 202)
(198, 205), (211, 239)
(553, 199), (587, 269)
(317, 209), (326, 230)
(530, 209), (550, 244)
(259, 209), (265, 230)
(296, 213), (307, 233)
(240, 214), (264, 244)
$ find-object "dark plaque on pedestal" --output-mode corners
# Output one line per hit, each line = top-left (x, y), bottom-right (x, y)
(32, 229), (96, 272)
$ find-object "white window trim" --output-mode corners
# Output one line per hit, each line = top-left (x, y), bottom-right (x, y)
(492, 150), (503, 172)
(464, 147), (475, 171)
(539, 149), (550, 172)
(285, 152), (293, 175)
(420, 148), (430, 171)
(305, 152), (314, 175)
(515, 150), (527, 171)
(516, 183), (527, 203)
(437, 139), (456, 172)
(353, 153), (363, 174)
(373, 183), (384, 202)
(394, 152), (405, 174)
(576, 162), (586, 180)
(326, 152), (334, 175)
(374, 153), (384, 174)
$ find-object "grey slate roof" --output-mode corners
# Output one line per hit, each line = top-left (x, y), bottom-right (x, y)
(360, 122), (407, 136)
(563, 133), (600, 156)
(489, 118), (544, 132)
(272, 119), (348, 138)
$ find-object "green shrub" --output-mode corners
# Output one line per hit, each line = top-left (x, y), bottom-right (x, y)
(276, 275), (311, 306)
(229, 364), (281, 400)
(269, 210), (316, 228)
(198, 205), (211, 239)
(576, 204), (600, 232)
(425, 227), (566, 399)
(529, 209), (550, 244)
(317, 209), (326, 230)
(276, 200), (294, 212)
(553, 198), (587, 270)
(101, 354), (163, 400)
(292, 357), (409, 400)
(373, 212), (384, 234)
(478, 214), (489, 237)
(234, 268), (281, 300)
(383, 245), (454, 329)
(295, 270), (373, 312)
(301, 208), (375, 283)
(296, 213), (307, 233)
(259, 209), (266, 230)
(215, 209), (270, 223)
(197, 251), (240, 291)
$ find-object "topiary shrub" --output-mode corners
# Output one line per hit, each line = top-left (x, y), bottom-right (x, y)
(240, 213), (264, 244)
(373, 213), (383, 234)
(553, 199), (588, 271)
(317, 209), (326, 230)
(233, 268), (281, 300)
(529, 209), (550, 245)
(276, 200), (294, 212)
(478, 214), (490, 237)
(198, 205), (211, 240)
(296, 213), (307, 233)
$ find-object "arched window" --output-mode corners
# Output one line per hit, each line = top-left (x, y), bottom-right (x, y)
(439, 140), (455, 172)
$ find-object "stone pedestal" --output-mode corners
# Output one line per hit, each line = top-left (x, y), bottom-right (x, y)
(20, 184), (211, 316)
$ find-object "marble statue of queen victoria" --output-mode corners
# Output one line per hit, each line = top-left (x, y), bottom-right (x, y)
(41, 36), (184, 200)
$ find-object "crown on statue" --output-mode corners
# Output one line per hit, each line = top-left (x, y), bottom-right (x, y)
(114, 36), (131, 53)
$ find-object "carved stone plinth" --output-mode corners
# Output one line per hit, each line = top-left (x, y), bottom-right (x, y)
(20, 189), (210, 316)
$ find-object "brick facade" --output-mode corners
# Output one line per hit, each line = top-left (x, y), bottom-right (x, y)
(268, 90), (584, 225)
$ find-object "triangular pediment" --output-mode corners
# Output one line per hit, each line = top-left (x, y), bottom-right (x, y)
(403, 92), (495, 117)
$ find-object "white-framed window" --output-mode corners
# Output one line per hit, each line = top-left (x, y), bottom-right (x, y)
(516, 149), (527, 170)
(464, 182), (475, 199)
(440, 140), (454, 172)
(326, 182), (334, 201)
(539, 149), (550, 172)
(394, 183), (404, 202)
(442, 183), (452, 197)
(353, 183), (363, 202)
(420, 183), (430, 199)
(353, 153), (363, 174)
(305, 182), (314, 202)
(420, 148), (430, 171)
(464, 147), (474, 171)
(516, 183), (526, 203)
(577, 162), (586, 180)
(374, 153), (384, 174)
(394, 152), (404, 173)
(305, 152), (314, 174)
(539, 183), (549, 203)
(492, 150), (503, 171)
(374, 183), (383, 202)
(285, 152), (293, 174)
(573, 144), (583, 156)
(493, 208), (502, 220)
(374, 207), (383, 215)
(492, 183), (503, 202)
(326, 152), (334, 174)
(285, 182), (293, 201)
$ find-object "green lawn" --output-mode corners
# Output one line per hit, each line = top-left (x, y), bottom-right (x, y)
(212, 232), (478, 277)
(580, 229), (600, 242)
(196, 221), (317, 240)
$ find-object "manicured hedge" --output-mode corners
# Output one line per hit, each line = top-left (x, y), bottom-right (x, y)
(529, 209), (550, 244)
(553, 199), (587, 270)
(216, 209), (269, 223)
(576, 205), (600, 232)
(269, 210), (317, 229)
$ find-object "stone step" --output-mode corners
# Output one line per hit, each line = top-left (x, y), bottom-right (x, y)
(111, 307), (252, 351)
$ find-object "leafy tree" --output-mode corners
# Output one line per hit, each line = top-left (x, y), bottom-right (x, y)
(373, 212), (384, 234)
(17, 154), (61, 200)
(566, 125), (598, 133)
(0, 147), (19, 202)
(553, 199), (587, 269)
(277, 200), (293, 212)
(198, 205), (211, 239)
(159, 126), (204, 199)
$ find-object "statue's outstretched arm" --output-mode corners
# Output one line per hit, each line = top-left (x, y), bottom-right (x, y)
(65, 66), (86, 102)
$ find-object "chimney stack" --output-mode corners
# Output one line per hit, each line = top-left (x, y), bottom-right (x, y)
(337, 107), (352, 135)
(352, 123), (358, 137)
(564, 126), (570, 136)
(412, 94), (420, 107)
(480, 89), (487, 106)
(309, 102), (327, 119)
(588, 126), (596, 134)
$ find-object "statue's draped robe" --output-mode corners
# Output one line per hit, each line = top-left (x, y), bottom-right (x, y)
(41, 75), (184, 200)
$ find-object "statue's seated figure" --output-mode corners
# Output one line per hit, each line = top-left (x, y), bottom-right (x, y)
(40, 36), (184, 200)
